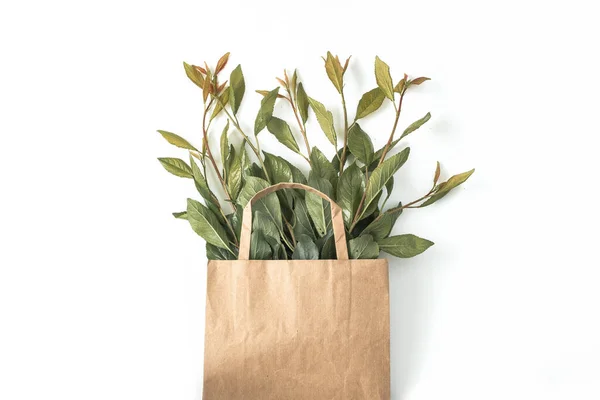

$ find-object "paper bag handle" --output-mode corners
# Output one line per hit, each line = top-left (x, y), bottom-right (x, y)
(238, 182), (349, 260)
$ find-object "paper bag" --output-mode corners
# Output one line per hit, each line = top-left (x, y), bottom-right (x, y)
(203, 182), (390, 399)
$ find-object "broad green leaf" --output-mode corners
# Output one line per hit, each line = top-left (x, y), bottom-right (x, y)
(245, 163), (266, 180)
(378, 234), (434, 258)
(190, 156), (214, 203)
(331, 147), (345, 171)
(284, 159), (307, 184)
(226, 145), (243, 201)
(320, 234), (336, 259)
(266, 117), (300, 153)
(310, 147), (337, 182)
(250, 230), (273, 260)
(293, 196), (316, 240)
(266, 236), (287, 260)
(306, 174), (333, 237)
(337, 163), (365, 226)
(361, 203), (403, 241)
(263, 152), (293, 184)
(292, 234), (319, 260)
(324, 51), (344, 94)
(308, 97), (337, 146)
(348, 234), (380, 259)
(229, 64), (245, 114)
(253, 210), (280, 240)
(375, 56), (394, 100)
(158, 130), (198, 151)
(220, 120), (229, 166)
(369, 138), (401, 170)
(172, 211), (188, 220)
(362, 147), (410, 219)
(400, 112), (431, 140)
(187, 198), (231, 251)
(363, 190), (382, 219)
(355, 88), (386, 119)
(238, 176), (282, 231)
(347, 123), (374, 165)
(206, 243), (235, 260)
(383, 176), (394, 207)
(183, 62), (205, 88)
(296, 83), (309, 124)
(254, 87), (279, 135)
(419, 168), (475, 207)
(158, 157), (193, 178)
(210, 88), (230, 120)
(227, 207), (243, 242)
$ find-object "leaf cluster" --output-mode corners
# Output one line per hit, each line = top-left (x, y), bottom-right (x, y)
(158, 52), (474, 260)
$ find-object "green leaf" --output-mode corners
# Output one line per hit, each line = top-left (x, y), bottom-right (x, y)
(250, 230), (273, 260)
(253, 210), (280, 240)
(378, 234), (434, 258)
(225, 208), (242, 243)
(220, 120), (229, 166)
(183, 62), (205, 88)
(355, 88), (386, 120)
(296, 83), (309, 124)
(263, 152), (293, 184)
(293, 196), (316, 240)
(348, 234), (380, 259)
(206, 243), (235, 260)
(226, 145), (243, 201)
(266, 117), (300, 153)
(400, 112), (431, 140)
(286, 160), (307, 184)
(331, 148), (346, 171)
(210, 88), (230, 120)
(292, 234), (319, 260)
(254, 87), (279, 135)
(320, 234), (336, 259)
(310, 147), (337, 183)
(369, 138), (401, 170)
(347, 123), (374, 165)
(375, 56), (394, 101)
(158, 157), (193, 178)
(157, 130), (198, 152)
(337, 163), (365, 226)
(419, 168), (475, 207)
(190, 156), (214, 203)
(362, 147), (410, 219)
(306, 174), (333, 238)
(308, 97), (337, 146)
(238, 176), (283, 231)
(324, 51), (344, 94)
(187, 198), (231, 251)
(361, 203), (402, 241)
(229, 64), (245, 114)
(172, 211), (188, 219)
(383, 176), (394, 207)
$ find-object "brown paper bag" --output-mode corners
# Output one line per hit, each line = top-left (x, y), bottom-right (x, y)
(203, 183), (390, 399)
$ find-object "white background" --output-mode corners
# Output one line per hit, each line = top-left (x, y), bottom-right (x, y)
(1, 0), (599, 399)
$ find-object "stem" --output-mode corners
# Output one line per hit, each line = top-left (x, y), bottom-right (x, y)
(376, 90), (405, 167)
(287, 97), (312, 163)
(349, 90), (405, 231)
(202, 99), (237, 213)
(211, 93), (271, 181)
(339, 89), (349, 173)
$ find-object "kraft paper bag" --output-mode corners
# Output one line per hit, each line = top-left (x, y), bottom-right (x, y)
(203, 182), (390, 399)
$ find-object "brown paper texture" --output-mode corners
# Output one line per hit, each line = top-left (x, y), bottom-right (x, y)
(202, 183), (391, 399)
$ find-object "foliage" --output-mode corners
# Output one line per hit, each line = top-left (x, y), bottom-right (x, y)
(157, 52), (474, 260)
